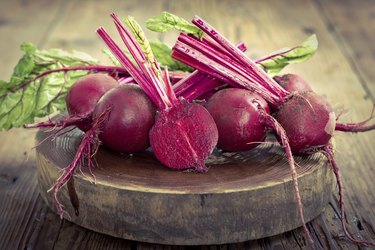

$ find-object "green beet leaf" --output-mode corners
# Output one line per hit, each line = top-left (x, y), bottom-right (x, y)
(0, 42), (98, 130)
(257, 34), (318, 76)
(146, 11), (203, 38)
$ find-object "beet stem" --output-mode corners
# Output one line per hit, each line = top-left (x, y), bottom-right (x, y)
(97, 14), (177, 110)
(255, 47), (295, 64)
(1, 65), (129, 98)
(260, 110), (314, 246)
(174, 42), (247, 100)
(192, 16), (289, 99)
(172, 41), (279, 106)
(111, 13), (178, 107)
(323, 145), (375, 247)
(177, 33), (266, 88)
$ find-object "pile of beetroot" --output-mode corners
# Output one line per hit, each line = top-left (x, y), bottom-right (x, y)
(24, 13), (375, 247)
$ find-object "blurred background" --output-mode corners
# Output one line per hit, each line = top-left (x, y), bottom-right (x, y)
(0, 0), (374, 249)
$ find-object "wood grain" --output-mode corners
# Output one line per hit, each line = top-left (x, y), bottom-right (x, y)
(0, 0), (374, 249)
(36, 128), (334, 245)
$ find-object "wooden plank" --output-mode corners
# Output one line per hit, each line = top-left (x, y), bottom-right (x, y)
(313, 0), (375, 101)
(0, 0), (68, 249)
(0, 128), (41, 249)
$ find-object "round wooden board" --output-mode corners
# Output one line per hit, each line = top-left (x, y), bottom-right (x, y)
(36, 128), (334, 245)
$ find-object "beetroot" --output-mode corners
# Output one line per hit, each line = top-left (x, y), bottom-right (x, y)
(273, 73), (312, 92)
(48, 83), (156, 218)
(274, 73), (375, 133)
(172, 16), (375, 247)
(24, 73), (118, 132)
(150, 101), (217, 171)
(275, 91), (336, 154)
(93, 84), (156, 153)
(97, 13), (218, 172)
(206, 88), (270, 151)
(66, 73), (118, 128)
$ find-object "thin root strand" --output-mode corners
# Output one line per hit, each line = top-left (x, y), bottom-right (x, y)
(323, 145), (375, 247)
(335, 105), (375, 132)
(260, 110), (315, 246)
(48, 107), (111, 218)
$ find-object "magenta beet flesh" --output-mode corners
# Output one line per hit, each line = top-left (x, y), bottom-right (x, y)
(93, 84), (156, 153)
(149, 101), (218, 172)
(276, 91), (336, 154)
(206, 88), (270, 151)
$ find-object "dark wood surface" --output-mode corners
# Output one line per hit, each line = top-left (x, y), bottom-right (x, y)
(0, 0), (374, 249)
(36, 128), (334, 245)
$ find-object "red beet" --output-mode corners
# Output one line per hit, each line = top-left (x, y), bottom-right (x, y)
(206, 88), (269, 151)
(66, 73), (119, 131)
(24, 73), (118, 132)
(172, 16), (375, 247)
(274, 74), (375, 133)
(97, 13), (218, 172)
(150, 101), (218, 171)
(275, 91), (336, 154)
(274, 74), (312, 92)
(93, 84), (156, 153)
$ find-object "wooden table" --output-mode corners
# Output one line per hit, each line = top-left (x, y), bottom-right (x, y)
(0, 0), (374, 249)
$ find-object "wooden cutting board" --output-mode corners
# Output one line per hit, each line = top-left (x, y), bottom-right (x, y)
(36, 128), (334, 245)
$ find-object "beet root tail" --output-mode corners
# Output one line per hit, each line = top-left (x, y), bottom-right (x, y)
(47, 108), (110, 219)
(260, 110), (315, 246)
(335, 105), (375, 133)
(24, 115), (91, 148)
(23, 114), (89, 129)
(323, 145), (375, 247)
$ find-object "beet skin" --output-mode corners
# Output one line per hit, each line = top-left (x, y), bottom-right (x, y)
(93, 84), (156, 153)
(276, 91), (336, 154)
(206, 88), (270, 151)
(66, 73), (118, 131)
(274, 74), (312, 93)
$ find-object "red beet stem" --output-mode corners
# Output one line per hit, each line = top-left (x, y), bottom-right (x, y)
(182, 77), (223, 101)
(323, 145), (375, 247)
(202, 38), (247, 63)
(255, 47), (295, 64)
(111, 13), (178, 108)
(48, 108), (110, 218)
(96, 28), (160, 105)
(172, 40), (279, 106)
(260, 110), (314, 246)
(173, 42), (247, 101)
(173, 70), (211, 97)
(1, 65), (128, 99)
(192, 16), (289, 99)
(97, 14), (178, 110)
